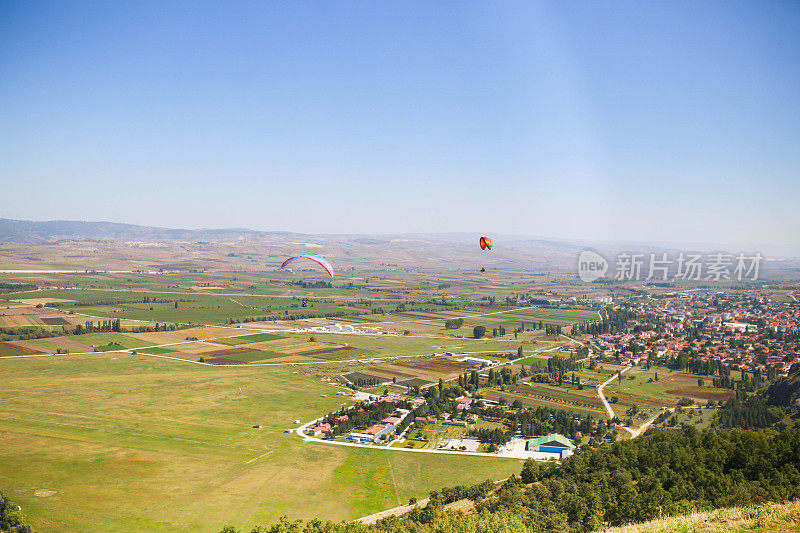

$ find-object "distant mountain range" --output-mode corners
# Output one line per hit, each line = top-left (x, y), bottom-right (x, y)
(1, 219), (798, 267)
(0, 218), (286, 244)
(0, 218), (585, 273)
(0, 218), (586, 250)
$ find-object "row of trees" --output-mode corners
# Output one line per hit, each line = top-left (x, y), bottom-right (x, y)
(466, 427), (511, 445)
(289, 280), (332, 289)
(471, 321), (567, 339)
(226, 311), (348, 324)
(570, 307), (636, 336)
(0, 326), (64, 342)
(0, 320), (188, 342)
(0, 282), (36, 293)
(454, 353), (585, 392)
(140, 296), (187, 304)
(347, 378), (382, 389)
(75, 319), (122, 334)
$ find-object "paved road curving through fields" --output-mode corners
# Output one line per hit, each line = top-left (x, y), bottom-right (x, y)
(597, 366), (632, 419)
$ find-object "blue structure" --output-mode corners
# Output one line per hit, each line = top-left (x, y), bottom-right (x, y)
(538, 445), (568, 454)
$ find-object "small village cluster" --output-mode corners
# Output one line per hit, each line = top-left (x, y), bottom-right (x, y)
(308, 394), (479, 443)
(306, 391), (576, 460)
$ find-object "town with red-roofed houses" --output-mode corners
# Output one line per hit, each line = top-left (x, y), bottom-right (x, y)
(576, 290), (800, 378)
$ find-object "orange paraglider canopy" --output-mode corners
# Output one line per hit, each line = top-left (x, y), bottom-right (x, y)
(479, 236), (493, 250)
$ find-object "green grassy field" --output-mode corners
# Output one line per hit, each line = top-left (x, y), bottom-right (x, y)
(215, 333), (286, 345)
(138, 346), (177, 354)
(0, 352), (523, 532)
(416, 423), (470, 448)
(603, 366), (734, 408)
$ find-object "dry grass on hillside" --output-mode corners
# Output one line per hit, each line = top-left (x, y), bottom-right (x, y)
(600, 500), (800, 533)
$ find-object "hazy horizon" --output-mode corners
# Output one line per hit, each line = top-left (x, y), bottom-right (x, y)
(3, 216), (800, 258)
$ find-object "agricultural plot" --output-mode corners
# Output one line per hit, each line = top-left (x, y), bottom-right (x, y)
(0, 305), (82, 328)
(0, 279), (606, 341)
(576, 367), (617, 378)
(22, 336), (93, 353)
(227, 351), (289, 363)
(480, 388), (604, 417)
(189, 339), (378, 365)
(343, 371), (389, 384)
(0, 342), (45, 357)
(410, 422), (471, 449)
(94, 342), (129, 352)
(266, 340), (333, 354)
(70, 332), (153, 350)
(0, 288), (364, 325)
(665, 386), (734, 402)
(276, 332), (523, 359)
(460, 307), (600, 329)
(212, 332), (286, 345)
(510, 383), (605, 410)
(198, 346), (293, 364)
(39, 317), (71, 326)
(166, 341), (224, 354)
(294, 345), (370, 357)
(16, 332), (153, 354)
(11, 298), (74, 306)
(138, 346), (177, 355)
(6, 339), (66, 354)
(336, 357), (474, 388)
(178, 326), (246, 339)
(390, 359), (474, 382)
(396, 377), (431, 388)
(603, 366), (734, 409)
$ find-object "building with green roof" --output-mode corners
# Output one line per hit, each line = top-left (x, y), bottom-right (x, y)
(525, 433), (576, 451)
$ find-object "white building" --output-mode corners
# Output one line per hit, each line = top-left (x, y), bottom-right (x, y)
(724, 322), (757, 333)
(463, 356), (493, 366)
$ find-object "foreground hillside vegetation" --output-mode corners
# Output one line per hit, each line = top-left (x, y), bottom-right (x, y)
(221, 428), (800, 533)
(601, 499), (800, 533)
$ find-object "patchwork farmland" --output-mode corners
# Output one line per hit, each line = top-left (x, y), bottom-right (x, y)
(0, 267), (688, 532)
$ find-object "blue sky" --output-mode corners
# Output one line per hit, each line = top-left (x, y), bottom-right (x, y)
(1, 1), (798, 248)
